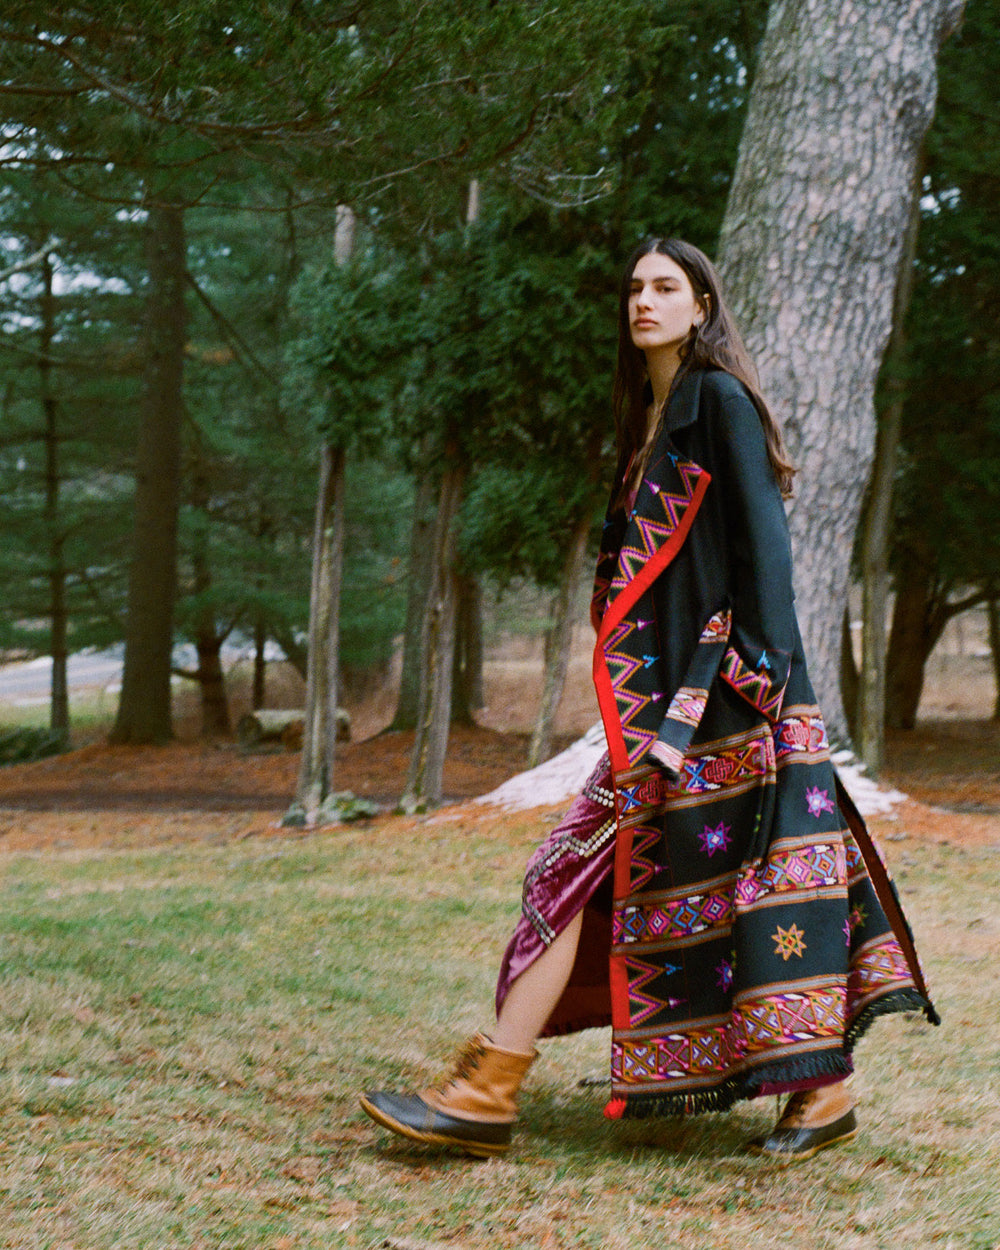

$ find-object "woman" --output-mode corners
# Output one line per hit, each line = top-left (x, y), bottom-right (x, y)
(360, 237), (937, 1161)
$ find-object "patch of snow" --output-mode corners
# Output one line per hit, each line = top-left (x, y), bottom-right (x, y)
(476, 723), (906, 818)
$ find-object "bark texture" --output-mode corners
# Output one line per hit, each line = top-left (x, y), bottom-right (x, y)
(857, 164), (923, 773)
(40, 252), (68, 739)
(391, 465), (436, 730)
(885, 548), (938, 730)
(451, 572), (484, 724)
(717, 0), (963, 746)
(400, 459), (465, 812)
(110, 204), (187, 744)
(401, 181), (480, 809)
(288, 205), (354, 825)
(292, 442), (346, 823)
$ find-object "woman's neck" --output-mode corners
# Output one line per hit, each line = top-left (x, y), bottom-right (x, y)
(644, 347), (682, 437)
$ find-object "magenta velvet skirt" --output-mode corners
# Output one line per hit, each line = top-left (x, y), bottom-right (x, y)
(495, 754), (619, 1037)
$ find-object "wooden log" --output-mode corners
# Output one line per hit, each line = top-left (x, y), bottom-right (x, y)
(237, 708), (350, 750)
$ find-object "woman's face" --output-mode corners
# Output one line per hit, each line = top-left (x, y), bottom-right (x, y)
(628, 251), (705, 355)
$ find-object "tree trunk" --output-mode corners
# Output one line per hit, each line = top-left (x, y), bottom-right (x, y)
(717, 0), (964, 747)
(39, 252), (68, 740)
(401, 181), (479, 809)
(400, 457), (466, 812)
(290, 442), (346, 823)
(186, 448), (231, 738)
(840, 605), (859, 743)
(856, 161), (924, 774)
(451, 572), (484, 724)
(528, 508), (591, 768)
(110, 204), (187, 744)
(987, 598), (1000, 722)
(391, 464), (437, 730)
(252, 608), (267, 710)
(192, 627), (230, 737)
(286, 204), (354, 826)
(885, 551), (938, 731)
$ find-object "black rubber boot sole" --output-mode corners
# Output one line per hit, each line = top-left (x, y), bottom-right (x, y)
(747, 1108), (858, 1163)
(359, 1090), (513, 1159)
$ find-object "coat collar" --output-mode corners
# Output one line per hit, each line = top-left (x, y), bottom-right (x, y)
(663, 366), (703, 434)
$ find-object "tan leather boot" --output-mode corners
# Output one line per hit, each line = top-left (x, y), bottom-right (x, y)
(749, 1079), (857, 1161)
(359, 1032), (538, 1158)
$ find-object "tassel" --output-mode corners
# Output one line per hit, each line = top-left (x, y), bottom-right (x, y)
(604, 1097), (628, 1120)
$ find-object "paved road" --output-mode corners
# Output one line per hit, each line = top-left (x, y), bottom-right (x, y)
(0, 643), (270, 707)
(0, 651), (124, 706)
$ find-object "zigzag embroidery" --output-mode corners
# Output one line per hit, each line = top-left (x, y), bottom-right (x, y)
(629, 825), (660, 893)
(626, 955), (684, 1026)
(721, 648), (783, 718)
(605, 618), (658, 761)
(608, 463), (702, 597)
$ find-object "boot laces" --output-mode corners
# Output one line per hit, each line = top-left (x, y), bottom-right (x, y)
(778, 1088), (816, 1128)
(438, 1036), (486, 1092)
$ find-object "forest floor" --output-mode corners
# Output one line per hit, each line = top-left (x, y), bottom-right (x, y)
(0, 646), (998, 1248)
(1, 642), (998, 853)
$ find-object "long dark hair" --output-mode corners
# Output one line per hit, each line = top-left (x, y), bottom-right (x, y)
(612, 237), (795, 498)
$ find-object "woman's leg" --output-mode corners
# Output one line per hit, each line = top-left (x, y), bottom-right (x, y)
(491, 909), (584, 1051)
(358, 910), (585, 1155)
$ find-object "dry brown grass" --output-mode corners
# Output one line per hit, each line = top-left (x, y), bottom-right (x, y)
(0, 800), (996, 1249)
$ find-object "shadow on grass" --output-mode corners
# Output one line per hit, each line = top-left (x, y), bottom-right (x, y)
(360, 1084), (779, 1169)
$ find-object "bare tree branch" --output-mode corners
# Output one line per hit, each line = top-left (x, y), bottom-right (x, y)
(0, 238), (59, 283)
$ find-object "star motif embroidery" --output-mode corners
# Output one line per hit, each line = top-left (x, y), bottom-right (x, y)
(758, 650), (771, 670)
(773, 923), (807, 961)
(698, 820), (732, 857)
(715, 959), (733, 991)
(805, 785), (835, 818)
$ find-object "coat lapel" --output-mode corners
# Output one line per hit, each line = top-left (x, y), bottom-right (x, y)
(593, 371), (711, 773)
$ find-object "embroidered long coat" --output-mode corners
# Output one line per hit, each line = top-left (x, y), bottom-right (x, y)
(584, 367), (936, 1118)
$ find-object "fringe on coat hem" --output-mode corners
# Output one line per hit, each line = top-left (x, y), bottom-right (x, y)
(844, 986), (939, 1050)
(608, 1049), (853, 1121)
(607, 988), (937, 1121)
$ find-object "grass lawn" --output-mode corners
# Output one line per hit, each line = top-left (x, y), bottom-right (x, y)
(0, 807), (996, 1249)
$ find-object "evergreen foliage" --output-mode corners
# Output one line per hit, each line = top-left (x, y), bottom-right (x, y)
(890, 0), (1000, 620)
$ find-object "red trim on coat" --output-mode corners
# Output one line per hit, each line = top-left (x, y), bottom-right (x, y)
(592, 467), (712, 775)
(591, 466), (711, 1033)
